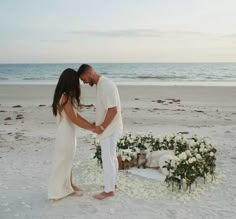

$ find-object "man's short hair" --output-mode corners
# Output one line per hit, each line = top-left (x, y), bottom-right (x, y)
(77, 64), (92, 76)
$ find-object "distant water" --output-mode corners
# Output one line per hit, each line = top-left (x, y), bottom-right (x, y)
(0, 63), (236, 85)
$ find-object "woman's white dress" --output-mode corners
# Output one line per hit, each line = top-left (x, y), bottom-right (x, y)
(48, 101), (77, 200)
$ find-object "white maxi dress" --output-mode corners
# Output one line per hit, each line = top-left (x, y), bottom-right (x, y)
(48, 100), (77, 200)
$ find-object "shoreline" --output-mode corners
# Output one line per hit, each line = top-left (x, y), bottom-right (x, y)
(1, 84), (236, 109)
(1, 81), (236, 86)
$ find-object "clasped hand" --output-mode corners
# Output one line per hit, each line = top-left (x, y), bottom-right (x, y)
(91, 123), (104, 134)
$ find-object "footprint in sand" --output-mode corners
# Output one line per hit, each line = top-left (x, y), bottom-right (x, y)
(16, 114), (24, 120)
(177, 131), (189, 135)
(4, 117), (12, 121)
(24, 204), (31, 208)
(12, 105), (22, 108)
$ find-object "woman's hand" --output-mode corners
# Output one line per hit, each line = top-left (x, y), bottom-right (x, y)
(91, 123), (96, 132)
(93, 126), (104, 134)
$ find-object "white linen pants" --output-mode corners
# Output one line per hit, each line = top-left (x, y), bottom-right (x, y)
(100, 130), (122, 193)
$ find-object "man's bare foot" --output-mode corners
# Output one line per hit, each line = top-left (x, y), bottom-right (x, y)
(93, 191), (114, 200)
(71, 184), (81, 191)
(102, 185), (118, 190)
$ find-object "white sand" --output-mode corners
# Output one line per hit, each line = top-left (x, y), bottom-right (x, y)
(0, 84), (236, 219)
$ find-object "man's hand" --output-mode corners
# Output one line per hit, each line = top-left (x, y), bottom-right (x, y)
(94, 126), (104, 134)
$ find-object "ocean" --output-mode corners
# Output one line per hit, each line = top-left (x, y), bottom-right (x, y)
(0, 63), (236, 85)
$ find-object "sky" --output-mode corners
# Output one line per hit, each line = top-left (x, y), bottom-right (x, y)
(0, 0), (236, 63)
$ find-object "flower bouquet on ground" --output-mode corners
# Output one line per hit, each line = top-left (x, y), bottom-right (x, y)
(93, 133), (217, 192)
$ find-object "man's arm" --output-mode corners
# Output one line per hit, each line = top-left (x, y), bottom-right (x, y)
(95, 106), (117, 134)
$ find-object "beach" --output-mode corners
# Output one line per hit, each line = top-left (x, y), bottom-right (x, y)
(1, 84), (236, 219)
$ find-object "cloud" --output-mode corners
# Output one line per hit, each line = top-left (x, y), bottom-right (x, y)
(222, 33), (236, 38)
(66, 29), (161, 38)
(40, 39), (70, 43)
(66, 29), (225, 39)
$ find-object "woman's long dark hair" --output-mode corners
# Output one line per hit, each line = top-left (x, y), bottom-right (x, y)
(52, 68), (81, 116)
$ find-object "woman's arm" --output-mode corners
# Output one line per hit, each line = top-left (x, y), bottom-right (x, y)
(63, 98), (94, 131)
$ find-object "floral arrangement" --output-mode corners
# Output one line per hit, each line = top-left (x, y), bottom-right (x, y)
(93, 133), (217, 192)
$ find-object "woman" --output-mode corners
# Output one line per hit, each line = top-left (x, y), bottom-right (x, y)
(48, 68), (94, 201)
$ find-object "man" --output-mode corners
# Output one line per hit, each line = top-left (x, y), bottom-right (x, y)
(77, 64), (123, 200)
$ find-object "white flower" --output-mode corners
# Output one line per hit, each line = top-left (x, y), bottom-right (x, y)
(170, 160), (176, 167)
(95, 139), (100, 144)
(210, 152), (214, 157)
(121, 155), (126, 161)
(173, 156), (180, 162)
(182, 152), (187, 160)
(206, 144), (212, 150)
(188, 158), (193, 164)
(92, 134), (96, 139)
(179, 139), (184, 144)
(176, 136), (182, 141)
(179, 152), (187, 161)
(122, 149), (132, 155)
(186, 150), (191, 157)
(192, 157), (196, 162)
(132, 152), (138, 158)
(189, 141), (196, 147)
(196, 154), (202, 160)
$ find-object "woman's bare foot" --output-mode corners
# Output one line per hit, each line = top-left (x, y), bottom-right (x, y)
(93, 191), (114, 200)
(71, 184), (81, 191)
(49, 191), (76, 202)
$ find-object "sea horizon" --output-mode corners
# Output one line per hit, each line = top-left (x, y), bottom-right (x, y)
(1, 62), (236, 86)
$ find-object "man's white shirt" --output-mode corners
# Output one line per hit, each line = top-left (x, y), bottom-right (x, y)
(96, 76), (123, 141)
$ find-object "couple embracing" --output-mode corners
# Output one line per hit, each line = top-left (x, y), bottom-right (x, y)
(48, 64), (123, 201)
